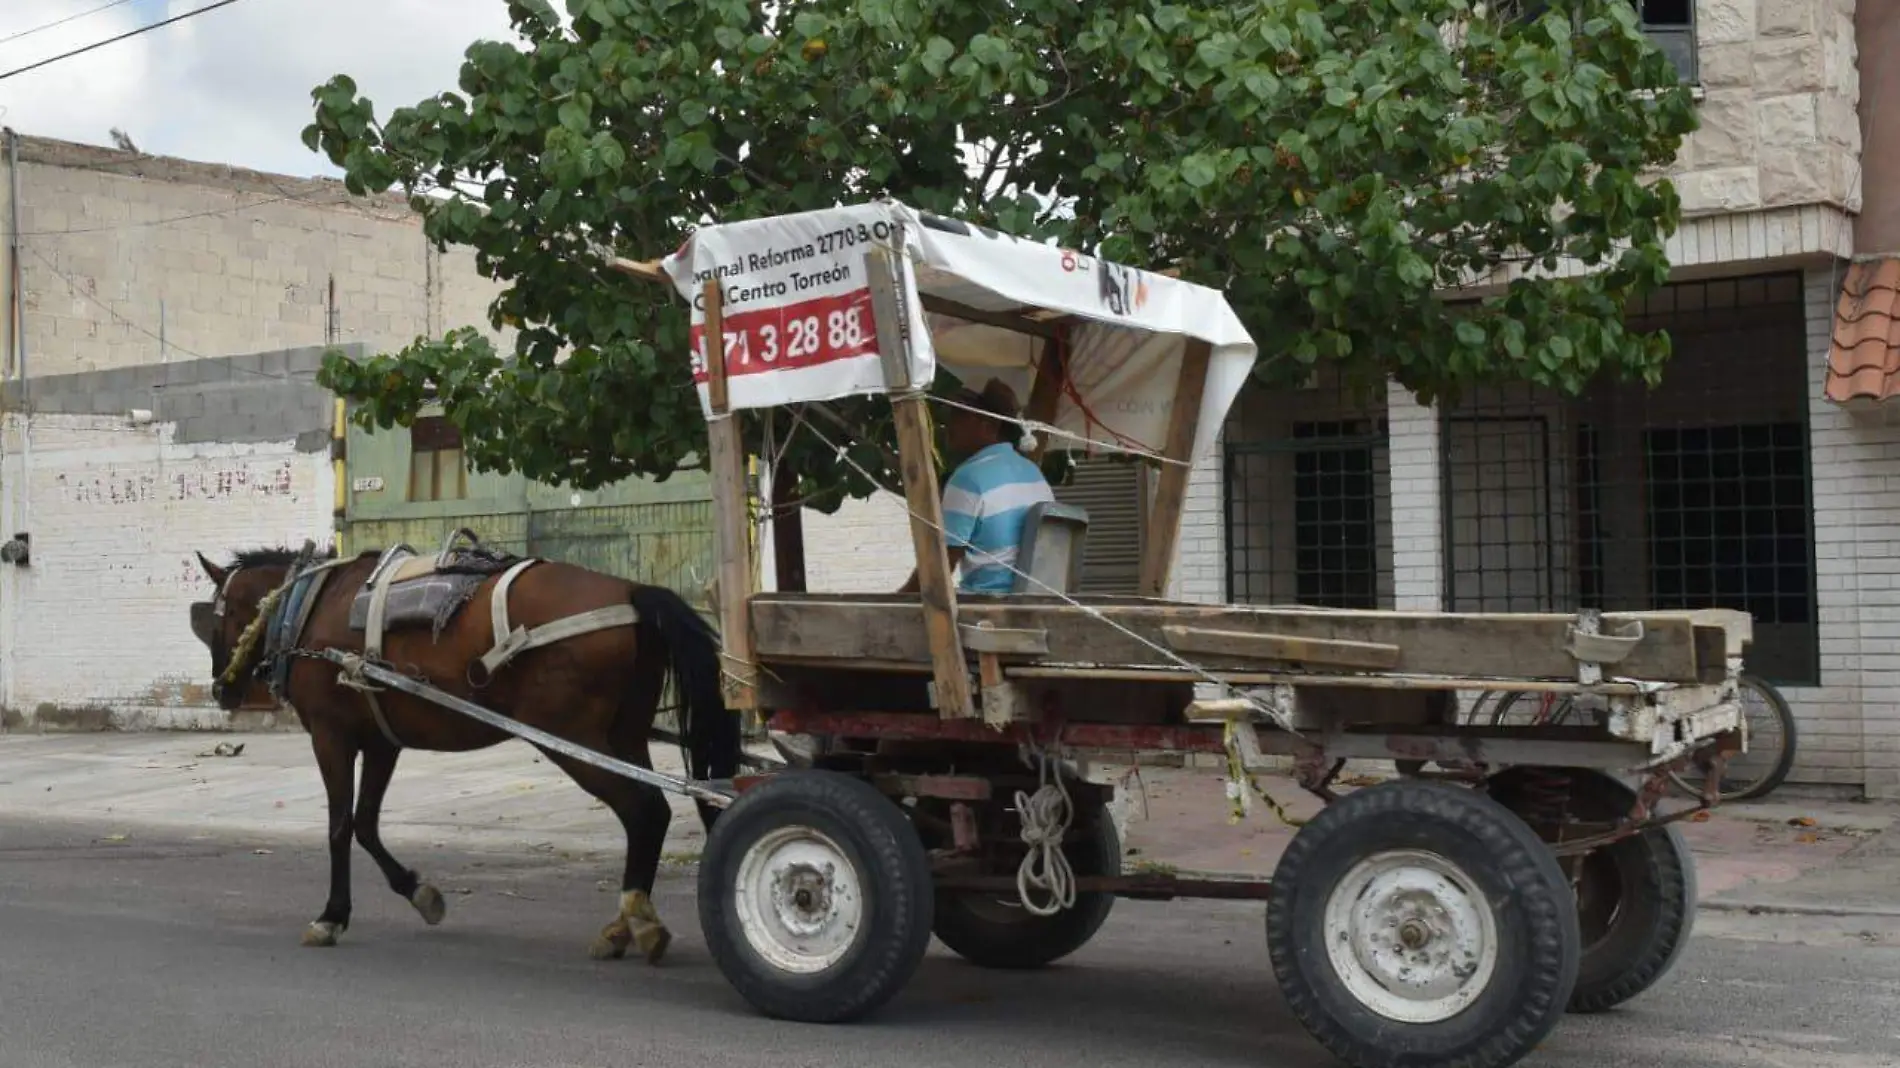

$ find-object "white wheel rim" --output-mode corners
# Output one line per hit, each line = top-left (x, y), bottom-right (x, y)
(1322, 849), (1499, 1024)
(733, 825), (864, 974)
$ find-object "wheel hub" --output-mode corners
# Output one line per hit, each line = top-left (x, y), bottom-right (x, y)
(734, 825), (863, 975)
(1323, 849), (1500, 1024)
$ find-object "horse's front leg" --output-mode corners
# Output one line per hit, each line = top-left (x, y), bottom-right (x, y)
(355, 742), (447, 926)
(302, 728), (358, 947)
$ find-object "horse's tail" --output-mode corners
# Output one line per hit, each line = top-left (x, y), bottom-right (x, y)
(630, 584), (742, 784)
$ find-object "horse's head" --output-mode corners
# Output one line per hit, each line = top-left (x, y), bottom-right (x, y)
(190, 550), (294, 711)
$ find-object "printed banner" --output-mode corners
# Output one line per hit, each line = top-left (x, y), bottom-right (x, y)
(660, 203), (936, 415)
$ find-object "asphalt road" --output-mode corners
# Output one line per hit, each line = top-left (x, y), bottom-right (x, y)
(2, 817), (1897, 1068)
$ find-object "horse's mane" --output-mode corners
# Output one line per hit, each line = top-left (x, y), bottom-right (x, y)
(229, 544), (347, 569)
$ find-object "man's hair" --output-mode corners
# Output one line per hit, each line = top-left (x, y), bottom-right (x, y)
(951, 378), (1022, 432)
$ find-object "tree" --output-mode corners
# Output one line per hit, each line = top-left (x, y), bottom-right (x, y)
(305, 0), (1695, 506)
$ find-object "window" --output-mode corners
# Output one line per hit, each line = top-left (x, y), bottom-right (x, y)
(1511, 2), (1697, 84)
(409, 416), (467, 502)
(1634, 0), (1697, 84)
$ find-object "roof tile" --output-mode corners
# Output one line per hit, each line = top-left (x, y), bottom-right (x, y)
(1824, 258), (1900, 406)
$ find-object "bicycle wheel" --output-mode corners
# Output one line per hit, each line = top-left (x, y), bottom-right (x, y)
(1670, 676), (1798, 803)
(1488, 690), (1581, 728)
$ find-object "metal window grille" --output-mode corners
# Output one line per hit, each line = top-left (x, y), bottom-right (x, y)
(1224, 378), (1393, 609)
(1440, 272), (1818, 684)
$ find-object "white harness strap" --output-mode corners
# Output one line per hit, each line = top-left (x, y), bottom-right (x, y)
(350, 549), (415, 749)
(474, 559), (640, 682)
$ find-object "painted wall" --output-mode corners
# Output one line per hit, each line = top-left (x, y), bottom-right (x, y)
(0, 349), (338, 730)
(341, 412), (718, 605)
(0, 133), (516, 381)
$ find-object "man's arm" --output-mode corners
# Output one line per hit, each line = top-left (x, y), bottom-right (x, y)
(898, 546), (965, 594)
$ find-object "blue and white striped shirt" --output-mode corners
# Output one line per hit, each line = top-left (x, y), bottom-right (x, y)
(941, 442), (1055, 595)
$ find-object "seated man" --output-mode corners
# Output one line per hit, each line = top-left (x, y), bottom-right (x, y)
(899, 378), (1053, 595)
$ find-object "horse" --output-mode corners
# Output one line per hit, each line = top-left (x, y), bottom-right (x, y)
(186, 539), (742, 962)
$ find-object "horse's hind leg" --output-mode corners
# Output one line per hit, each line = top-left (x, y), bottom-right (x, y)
(354, 741), (447, 927)
(540, 745), (675, 964)
(303, 726), (357, 947)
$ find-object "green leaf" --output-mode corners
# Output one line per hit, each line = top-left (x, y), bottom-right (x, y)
(920, 35), (955, 77)
(678, 98), (710, 126)
(1179, 154), (1220, 189)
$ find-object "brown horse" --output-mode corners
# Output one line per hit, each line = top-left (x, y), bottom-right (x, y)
(187, 542), (741, 961)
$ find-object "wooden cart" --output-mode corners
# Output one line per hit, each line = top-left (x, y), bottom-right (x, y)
(437, 202), (1756, 1068)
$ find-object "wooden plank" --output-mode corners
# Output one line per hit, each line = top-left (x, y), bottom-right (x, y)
(1138, 339), (1212, 597)
(959, 622), (1049, 657)
(702, 280), (757, 710)
(865, 245), (976, 720)
(1163, 625), (1403, 670)
(746, 598), (1715, 683)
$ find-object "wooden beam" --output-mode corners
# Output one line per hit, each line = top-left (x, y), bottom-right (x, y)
(770, 454), (807, 593)
(920, 293), (1063, 340)
(1138, 339), (1212, 597)
(745, 597), (1723, 684)
(610, 256), (668, 284)
(701, 279), (757, 710)
(1023, 335), (1066, 466)
(1163, 626), (1403, 671)
(865, 246), (976, 720)
(959, 621), (1050, 657)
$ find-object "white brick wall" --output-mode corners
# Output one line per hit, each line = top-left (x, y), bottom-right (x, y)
(1169, 448), (1225, 603)
(1386, 383), (1445, 611)
(801, 492), (918, 593)
(0, 413), (334, 730)
(1800, 264), (1900, 798)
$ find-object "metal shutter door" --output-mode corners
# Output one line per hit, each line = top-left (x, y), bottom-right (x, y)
(1051, 456), (1145, 595)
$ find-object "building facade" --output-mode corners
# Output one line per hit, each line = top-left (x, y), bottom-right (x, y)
(0, 133), (506, 729)
(802, 1), (1900, 798)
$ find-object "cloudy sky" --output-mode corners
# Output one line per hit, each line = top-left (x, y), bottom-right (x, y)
(0, 0), (520, 177)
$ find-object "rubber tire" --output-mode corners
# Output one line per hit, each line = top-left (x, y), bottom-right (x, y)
(1669, 675), (1798, 803)
(931, 805), (1120, 969)
(1266, 779), (1581, 1068)
(697, 770), (934, 1024)
(1488, 769), (1696, 1015)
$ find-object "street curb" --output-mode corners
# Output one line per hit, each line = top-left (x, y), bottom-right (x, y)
(1699, 900), (1900, 920)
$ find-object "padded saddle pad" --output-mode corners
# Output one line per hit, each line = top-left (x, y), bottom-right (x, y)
(347, 570), (492, 638)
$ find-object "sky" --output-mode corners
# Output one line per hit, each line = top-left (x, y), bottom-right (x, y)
(0, 0), (520, 178)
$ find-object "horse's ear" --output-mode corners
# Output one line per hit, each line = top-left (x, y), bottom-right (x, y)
(196, 552), (228, 587)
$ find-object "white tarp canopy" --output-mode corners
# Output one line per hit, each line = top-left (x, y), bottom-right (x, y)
(659, 199), (1258, 464)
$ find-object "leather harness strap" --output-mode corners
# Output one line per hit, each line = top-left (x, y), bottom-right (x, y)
(473, 559), (641, 683)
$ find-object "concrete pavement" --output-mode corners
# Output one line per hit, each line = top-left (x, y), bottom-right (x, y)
(2, 731), (1897, 925)
(4, 814), (1900, 1068)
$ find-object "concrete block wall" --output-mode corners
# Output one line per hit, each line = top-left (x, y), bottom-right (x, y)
(1, 135), (515, 380)
(0, 348), (339, 731)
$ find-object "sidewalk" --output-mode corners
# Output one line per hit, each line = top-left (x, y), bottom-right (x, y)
(2, 732), (1895, 921)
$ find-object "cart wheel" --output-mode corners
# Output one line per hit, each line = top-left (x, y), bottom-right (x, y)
(932, 804), (1120, 969)
(1266, 779), (1580, 1068)
(1489, 768), (1696, 1014)
(697, 770), (933, 1023)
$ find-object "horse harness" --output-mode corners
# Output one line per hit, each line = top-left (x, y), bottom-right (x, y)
(238, 530), (641, 749)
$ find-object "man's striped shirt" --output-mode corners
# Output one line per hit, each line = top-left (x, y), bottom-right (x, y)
(941, 442), (1055, 595)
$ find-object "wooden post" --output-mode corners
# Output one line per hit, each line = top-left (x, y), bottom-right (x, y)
(864, 245), (977, 720)
(771, 453), (807, 593)
(1138, 338), (1212, 599)
(1023, 331), (1066, 465)
(701, 279), (758, 710)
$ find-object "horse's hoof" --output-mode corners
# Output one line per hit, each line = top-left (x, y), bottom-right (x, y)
(301, 921), (342, 948)
(635, 923), (672, 965)
(589, 923), (632, 961)
(410, 883), (447, 926)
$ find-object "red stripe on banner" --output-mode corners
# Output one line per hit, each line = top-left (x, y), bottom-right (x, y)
(688, 288), (882, 382)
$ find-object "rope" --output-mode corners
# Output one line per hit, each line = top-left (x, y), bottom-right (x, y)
(1014, 748), (1076, 916)
(1221, 718), (1306, 828)
(925, 392), (1190, 468)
